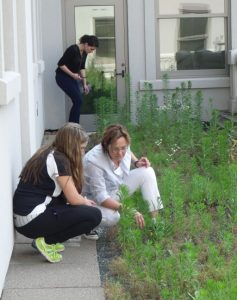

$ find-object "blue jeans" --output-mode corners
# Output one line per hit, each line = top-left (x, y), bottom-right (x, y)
(56, 71), (83, 123)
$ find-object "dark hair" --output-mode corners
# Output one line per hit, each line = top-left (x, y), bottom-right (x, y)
(101, 124), (131, 153)
(79, 35), (99, 47)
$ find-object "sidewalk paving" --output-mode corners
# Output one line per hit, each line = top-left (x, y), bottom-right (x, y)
(1, 233), (105, 300)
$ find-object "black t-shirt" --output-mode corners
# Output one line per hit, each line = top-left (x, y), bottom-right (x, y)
(56, 44), (87, 73)
(13, 150), (72, 216)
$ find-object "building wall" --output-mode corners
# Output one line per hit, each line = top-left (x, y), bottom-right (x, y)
(41, 0), (237, 128)
(127, 0), (231, 121)
(42, 0), (65, 130)
(229, 0), (237, 112)
(0, 0), (45, 295)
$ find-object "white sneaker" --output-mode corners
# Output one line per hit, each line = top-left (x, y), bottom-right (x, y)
(83, 230), (99, 240)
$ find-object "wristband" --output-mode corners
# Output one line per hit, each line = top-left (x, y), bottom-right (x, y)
(134, 160), (139, 168)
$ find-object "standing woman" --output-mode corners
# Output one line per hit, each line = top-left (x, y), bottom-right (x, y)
(56, 35), (99, 123)
(13, 123), (102, 263)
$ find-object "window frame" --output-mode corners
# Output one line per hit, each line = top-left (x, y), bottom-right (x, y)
(94, 16), (115, 59)
(155, 0), (230, 79)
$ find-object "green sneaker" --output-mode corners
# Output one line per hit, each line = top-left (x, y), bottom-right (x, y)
(32, 240), (65, 252)
(35, 237), (62, 263)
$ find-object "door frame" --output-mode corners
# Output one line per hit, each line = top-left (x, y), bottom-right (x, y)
(62, 0), (128, 131)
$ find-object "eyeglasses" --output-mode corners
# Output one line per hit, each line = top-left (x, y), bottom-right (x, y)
(110, 146), (128, 154)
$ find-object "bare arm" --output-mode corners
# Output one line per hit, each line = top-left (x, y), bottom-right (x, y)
(57, 176), (96, 206)
(101, 197), (145, 229)
(79, 69), (89, 94)
(59, 65), (81, 80)
(101, 197), (122, 210)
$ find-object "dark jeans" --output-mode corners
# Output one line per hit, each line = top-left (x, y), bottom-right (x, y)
(16, 203), (102, 244)
(56, 71), (83, 123)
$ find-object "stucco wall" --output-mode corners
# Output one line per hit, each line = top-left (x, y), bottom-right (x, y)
(0, 99), (22, 295)
(0, 0), (45, 295)
(42, 0), (66, 130)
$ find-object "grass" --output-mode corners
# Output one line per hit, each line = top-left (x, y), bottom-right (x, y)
(95, 80), (237, 300)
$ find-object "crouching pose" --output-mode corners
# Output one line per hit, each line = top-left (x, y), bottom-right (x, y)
(13, 123), (102, 263)
(83, 124), (163, 233)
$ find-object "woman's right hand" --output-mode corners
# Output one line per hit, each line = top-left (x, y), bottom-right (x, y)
(72, 73), (81, 80)
(134, 211), (145, 229)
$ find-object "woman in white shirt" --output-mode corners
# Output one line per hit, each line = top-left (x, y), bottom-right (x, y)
(83, 124), (163, 231)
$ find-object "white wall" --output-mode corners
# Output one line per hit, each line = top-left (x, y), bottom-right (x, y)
(0, 100), (22, 295)
(42, 0), (66, 130)
(127, 0), (147, 122)
(0, 0), (45, 295)
(0, 0), (22, 294)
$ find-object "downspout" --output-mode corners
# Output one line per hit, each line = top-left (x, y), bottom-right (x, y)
(229, 50), (237, 114)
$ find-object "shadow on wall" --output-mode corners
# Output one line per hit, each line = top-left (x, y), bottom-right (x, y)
(176, 49), (225, 70)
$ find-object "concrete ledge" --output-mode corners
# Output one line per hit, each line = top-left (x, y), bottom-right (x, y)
(0, 71), (21, 105)
(2, 287), (105, 300)
(140, 77), (230, 90)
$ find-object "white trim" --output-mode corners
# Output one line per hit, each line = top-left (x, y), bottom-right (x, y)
(139, 77), (230, 90)
(0, 71), (21, 105)
(14, 196), (52, 227)
(0, 0), (4, 77)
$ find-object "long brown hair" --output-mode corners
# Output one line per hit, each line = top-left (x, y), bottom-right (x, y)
(20, 123), (88, 193)
(101, 124), (131, 154)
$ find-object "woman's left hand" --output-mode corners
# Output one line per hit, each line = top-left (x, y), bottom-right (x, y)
(83, 84), (90, 95)
(84, 198), (97, 206)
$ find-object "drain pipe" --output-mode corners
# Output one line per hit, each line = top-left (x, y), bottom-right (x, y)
(229, 49), (237, 114)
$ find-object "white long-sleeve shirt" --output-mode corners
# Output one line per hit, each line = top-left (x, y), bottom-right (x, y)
(83, 144), (131, 204)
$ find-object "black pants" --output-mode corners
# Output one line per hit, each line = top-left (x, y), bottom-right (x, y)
(16, 204), (102, 244)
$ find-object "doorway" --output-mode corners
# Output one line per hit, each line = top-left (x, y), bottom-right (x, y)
(64, 0), (128, 131)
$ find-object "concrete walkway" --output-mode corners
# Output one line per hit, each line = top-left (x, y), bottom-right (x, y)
(1, 233), (105, 300)
(1, 132), (105, 300)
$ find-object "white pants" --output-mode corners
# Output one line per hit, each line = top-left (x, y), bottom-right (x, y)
(98, 167), (163, 227)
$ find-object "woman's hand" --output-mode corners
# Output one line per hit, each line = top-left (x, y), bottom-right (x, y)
(135, 157), (150, 168)
(83, 197), (97, 207)
(72, 73), (81, 80)
(83, 84), (90, 95)
(134, 211), (145, 229)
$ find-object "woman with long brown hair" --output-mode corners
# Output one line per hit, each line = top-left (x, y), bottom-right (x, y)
(13, 123), (101, 263)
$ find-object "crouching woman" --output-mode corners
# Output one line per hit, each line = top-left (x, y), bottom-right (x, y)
(13, 123), (102, 263)
(83, 124), (163, 230)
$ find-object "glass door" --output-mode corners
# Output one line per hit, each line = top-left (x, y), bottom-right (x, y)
(64, 0), (127, 131)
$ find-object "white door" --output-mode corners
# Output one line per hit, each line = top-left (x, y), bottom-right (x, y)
(64, 0), (127, 131)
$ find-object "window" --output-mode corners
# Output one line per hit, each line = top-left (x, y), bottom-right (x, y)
(94, 18), (115, 59)
(156, 0), (228, 76)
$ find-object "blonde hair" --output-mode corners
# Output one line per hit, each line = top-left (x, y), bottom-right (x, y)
(20, 123), (88, 193)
